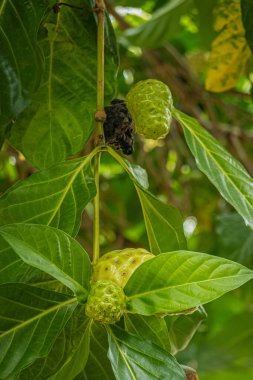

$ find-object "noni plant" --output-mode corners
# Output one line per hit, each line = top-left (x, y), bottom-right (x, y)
(0, 1), (253, 380)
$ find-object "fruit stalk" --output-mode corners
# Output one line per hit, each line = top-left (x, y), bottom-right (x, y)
(93, 0), (106, 265)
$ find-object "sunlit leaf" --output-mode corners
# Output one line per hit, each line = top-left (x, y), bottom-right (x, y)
(205, 0), (250, 92)
(125, 0), (192, 48)
(124, 251), (253, 315)
(174, 110), (253, 230)
(0, 223), (91, 300)
(0, 283), (77, 378)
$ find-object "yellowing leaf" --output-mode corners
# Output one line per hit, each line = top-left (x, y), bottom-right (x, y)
(205, 0), (251, 92)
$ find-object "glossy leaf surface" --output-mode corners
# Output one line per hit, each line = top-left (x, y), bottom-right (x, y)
(77, 322), (115, 380)
(0, 283), (77, 378)
(136, 186), (187, 254)
(124, 314), (170, 351)
(0, 238), (39, 284)
(17, 308), (91, 380)
(174, 110), (253, 230)
(107, 325), (186, 380)
(124, 251), (253, 315)
(0, 224), (91, 299)
(0, 155), (96, 237)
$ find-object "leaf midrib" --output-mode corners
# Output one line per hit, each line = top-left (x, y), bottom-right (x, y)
(1, 231), (86, 295)
(0, 297), (76, 338)
(126, 272), (253, 300)
(175, 110), (253, 214)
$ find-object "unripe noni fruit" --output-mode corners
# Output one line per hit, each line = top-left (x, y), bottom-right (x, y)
(92, 248), (154, 288)
(85, 280), (126, 324)
(126, 79), (173, 140)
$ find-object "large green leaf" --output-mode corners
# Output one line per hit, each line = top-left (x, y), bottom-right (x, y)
(165, 306), (207, 355)
(125, 0), (192, 48)
(174, 109), (253, 230)
(0, 238), (39, 284)
(107, 147), (186, 253)
(0, 223), (91, 300)
(124, 251), (253, 315)
(8, 1), (118, 168)
(76, 322), (115, 380)
(107, 325), (186, 380)
(124, 314), (170, 352)
(0, 283), (77, 378)
(0, 153), (97, 237)
(241, 0), (253, 53)
(18, 307), (91, 380)
(0, 0), (48, 131)
(135, 187), (187, 254)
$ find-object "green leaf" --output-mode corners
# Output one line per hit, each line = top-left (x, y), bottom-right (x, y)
(107, 147), (149, 189)
(0, 223), (91, 300)
(0, 154), (96, 236)
(135, 187), (187, 254)
(241, 0), (253, 53)
(124, 314), (170, 352)
(124, 251), (253, 315)
(0, 238), (39, 284)
(216, 213), (253, 268)
(76, 322), (115, 380)
(18, 307), (91, 380)
(165, 306), (207, 355)
(0, 283), (77, 378)
(107, 325), (187, 380)
(125, 0), (192, 48)
(174, 109), (253, 230)
(8, 1), (118, 168)
(0, 0), (48, 130)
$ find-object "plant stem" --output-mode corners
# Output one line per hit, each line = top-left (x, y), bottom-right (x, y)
(93, 0), (106, 265)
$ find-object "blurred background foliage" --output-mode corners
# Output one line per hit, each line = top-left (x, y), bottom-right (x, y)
(1, 0), (253, 378)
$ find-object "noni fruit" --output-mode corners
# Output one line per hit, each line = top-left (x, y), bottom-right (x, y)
(126, 79), (173, 139)
(92, 248), (154, 288)
(85, 280), (126, 324)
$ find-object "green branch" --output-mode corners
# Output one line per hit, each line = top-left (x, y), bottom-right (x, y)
(93, 0), (106, 265)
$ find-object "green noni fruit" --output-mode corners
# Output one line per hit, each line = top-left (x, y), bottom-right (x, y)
(92, 248), (154, 288)
(126, 79), (173, 139)
(85, 280), (126, 324)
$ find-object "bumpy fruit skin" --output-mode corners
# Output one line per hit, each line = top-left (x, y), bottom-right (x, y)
(92, 248), (154, 288)
(85, 280), (126, 324)
(126, 79), (173, 139)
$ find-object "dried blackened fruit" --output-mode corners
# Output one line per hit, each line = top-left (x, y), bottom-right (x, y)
(126, 79), (173, 139)
(103, 99), (135, 155)
(85, 280), (126, 324)
(92, 248), (154, 288)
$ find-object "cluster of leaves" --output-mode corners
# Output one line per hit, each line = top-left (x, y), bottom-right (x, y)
(1, 0), (253, 379)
